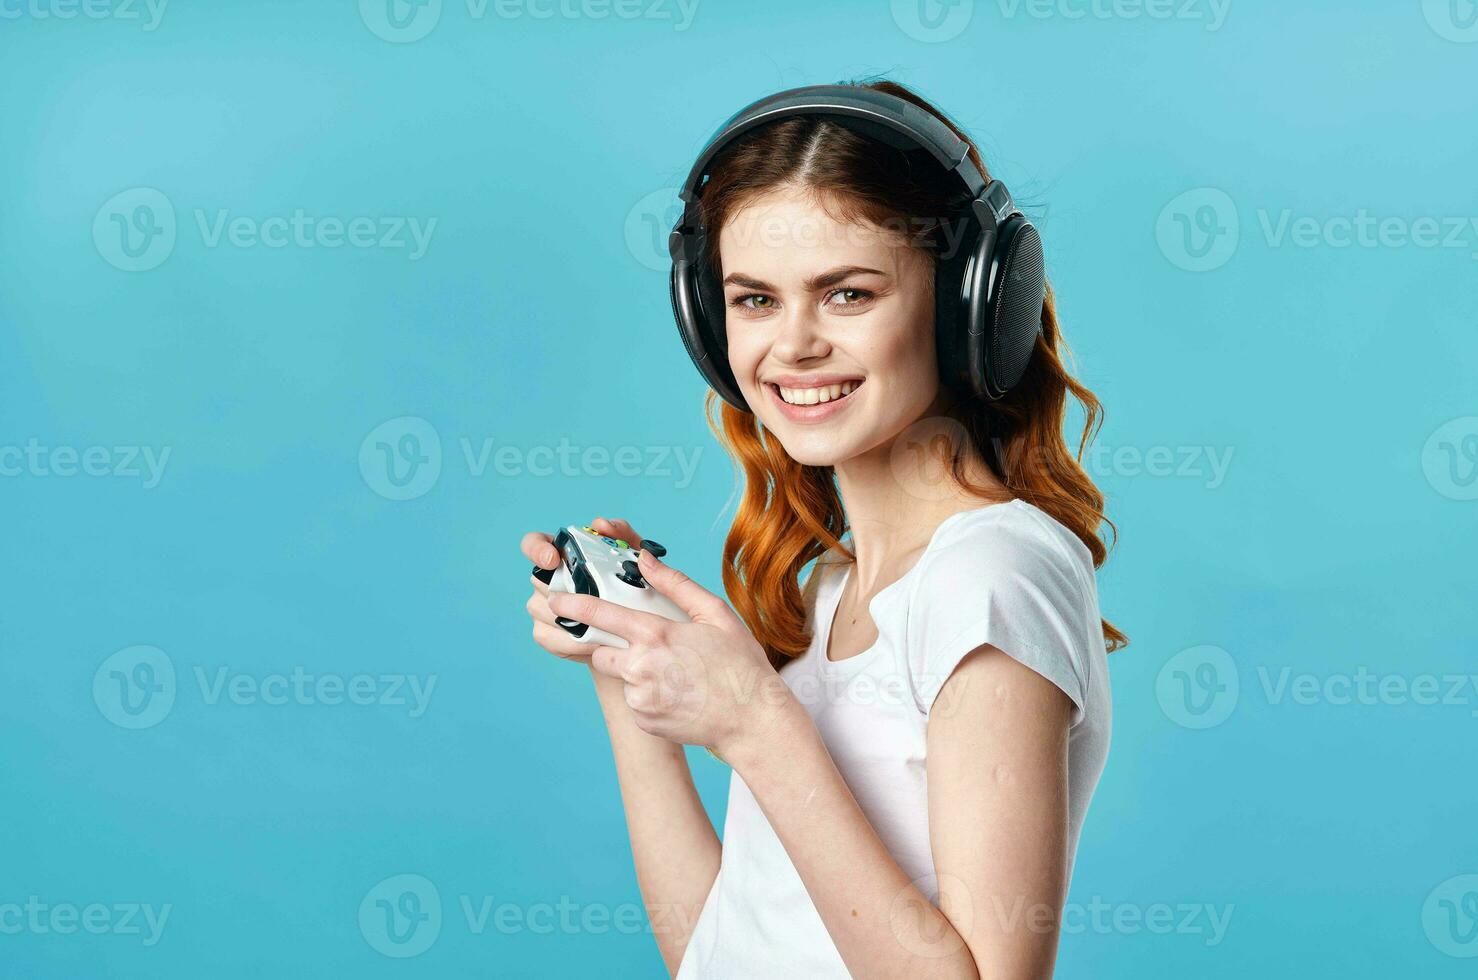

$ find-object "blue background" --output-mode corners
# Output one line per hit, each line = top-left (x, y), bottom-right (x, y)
(2, 0), (1475, 976)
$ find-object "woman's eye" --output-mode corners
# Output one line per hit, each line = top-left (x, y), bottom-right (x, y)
(828, 288), (873, 306)
(728, 290), (872, 312)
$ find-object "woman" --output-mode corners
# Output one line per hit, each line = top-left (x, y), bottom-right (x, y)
(521, 79), (1124, 979)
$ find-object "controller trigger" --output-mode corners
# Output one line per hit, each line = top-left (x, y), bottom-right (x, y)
(532, 565), (555, 585)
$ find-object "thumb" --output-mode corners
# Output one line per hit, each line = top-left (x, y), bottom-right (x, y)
(637, 550), (732, 625)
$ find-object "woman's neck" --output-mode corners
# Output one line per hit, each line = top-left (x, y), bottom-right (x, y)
(832, 422), (1011, 596)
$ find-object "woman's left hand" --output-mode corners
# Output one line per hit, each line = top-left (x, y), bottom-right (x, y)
(545, 550), (793, 759)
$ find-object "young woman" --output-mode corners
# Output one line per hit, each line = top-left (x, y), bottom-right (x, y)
(521, 80), (1124, 979)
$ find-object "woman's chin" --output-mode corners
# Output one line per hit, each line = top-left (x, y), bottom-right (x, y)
(789, 447), (847, 467)
(766, 425), (857, 467)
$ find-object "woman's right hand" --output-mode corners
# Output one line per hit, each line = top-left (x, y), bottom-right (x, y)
(521, 517), (645, 663)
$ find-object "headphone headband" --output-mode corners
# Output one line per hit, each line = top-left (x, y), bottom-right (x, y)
(678, 84), (986, 201)
(671, 85), (1011, 265)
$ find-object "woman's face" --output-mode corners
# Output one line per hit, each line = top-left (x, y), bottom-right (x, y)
(719, 185), (943, 467)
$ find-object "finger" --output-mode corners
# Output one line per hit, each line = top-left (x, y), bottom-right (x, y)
(588, 643), (636, 680)
(532, 621), (593, 661)
(526, 592), (560, 626)
(592, 516), (642, 546)
(546, 591), (665, 646)
(521, 531), (560, 569)
(636, 551), (733, 624)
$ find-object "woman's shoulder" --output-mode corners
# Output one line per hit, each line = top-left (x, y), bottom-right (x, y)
(918, 499), (1096, 596)
(895, 499), (1104, 719)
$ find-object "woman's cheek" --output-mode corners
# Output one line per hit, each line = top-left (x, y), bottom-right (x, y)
(727, 339), (764, 395)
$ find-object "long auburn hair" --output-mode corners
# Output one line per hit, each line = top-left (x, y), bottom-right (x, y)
(696, 79), (1126, 670)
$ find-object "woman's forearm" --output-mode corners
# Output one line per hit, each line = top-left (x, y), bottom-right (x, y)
(724, 699), (979, 980)
(588, 664), (721, 977)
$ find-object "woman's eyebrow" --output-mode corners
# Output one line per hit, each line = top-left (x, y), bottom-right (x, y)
(721, 265), (887, 292)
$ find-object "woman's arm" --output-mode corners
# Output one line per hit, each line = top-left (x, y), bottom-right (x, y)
(587, 664), (721, 976)
(724, 643), (1072, 980)
(924, 646), (1073, 978)
(521, 520), (721, 976)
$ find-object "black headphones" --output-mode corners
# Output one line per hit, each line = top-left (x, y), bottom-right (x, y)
(667, 84), (1046, 413)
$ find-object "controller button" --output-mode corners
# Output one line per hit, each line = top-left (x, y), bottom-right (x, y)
(638, 539), (666, 558)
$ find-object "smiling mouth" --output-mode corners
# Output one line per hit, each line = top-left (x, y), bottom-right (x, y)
(769, 380), (862, 406)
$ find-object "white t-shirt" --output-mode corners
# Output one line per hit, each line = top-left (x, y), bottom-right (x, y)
(676, 499), (1112, 979)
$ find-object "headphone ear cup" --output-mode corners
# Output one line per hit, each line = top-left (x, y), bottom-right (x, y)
(933, 228), (978, 394)
(668, 233), (748, 411)
(693, 248), (728, 356)
(981, 216), (1045, 399)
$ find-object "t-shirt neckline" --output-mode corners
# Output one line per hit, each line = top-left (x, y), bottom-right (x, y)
(815, 499), (1021, 672)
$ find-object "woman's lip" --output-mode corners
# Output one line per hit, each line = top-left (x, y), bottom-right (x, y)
(763, 374), (865, 388)
(765, 381), (861, 423)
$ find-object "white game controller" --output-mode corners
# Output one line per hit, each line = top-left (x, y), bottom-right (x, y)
(533, 524), (690, 648)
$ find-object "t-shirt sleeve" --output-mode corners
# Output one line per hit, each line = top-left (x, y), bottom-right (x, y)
(904, 516), (1093, 723)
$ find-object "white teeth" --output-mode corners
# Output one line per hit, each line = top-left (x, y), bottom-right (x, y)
(775, 381), (861, 405)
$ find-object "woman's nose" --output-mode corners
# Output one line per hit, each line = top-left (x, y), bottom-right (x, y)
(770, 306), (831, 363)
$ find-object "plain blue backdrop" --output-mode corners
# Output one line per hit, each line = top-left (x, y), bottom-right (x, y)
(2, 0), (1476, 976)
